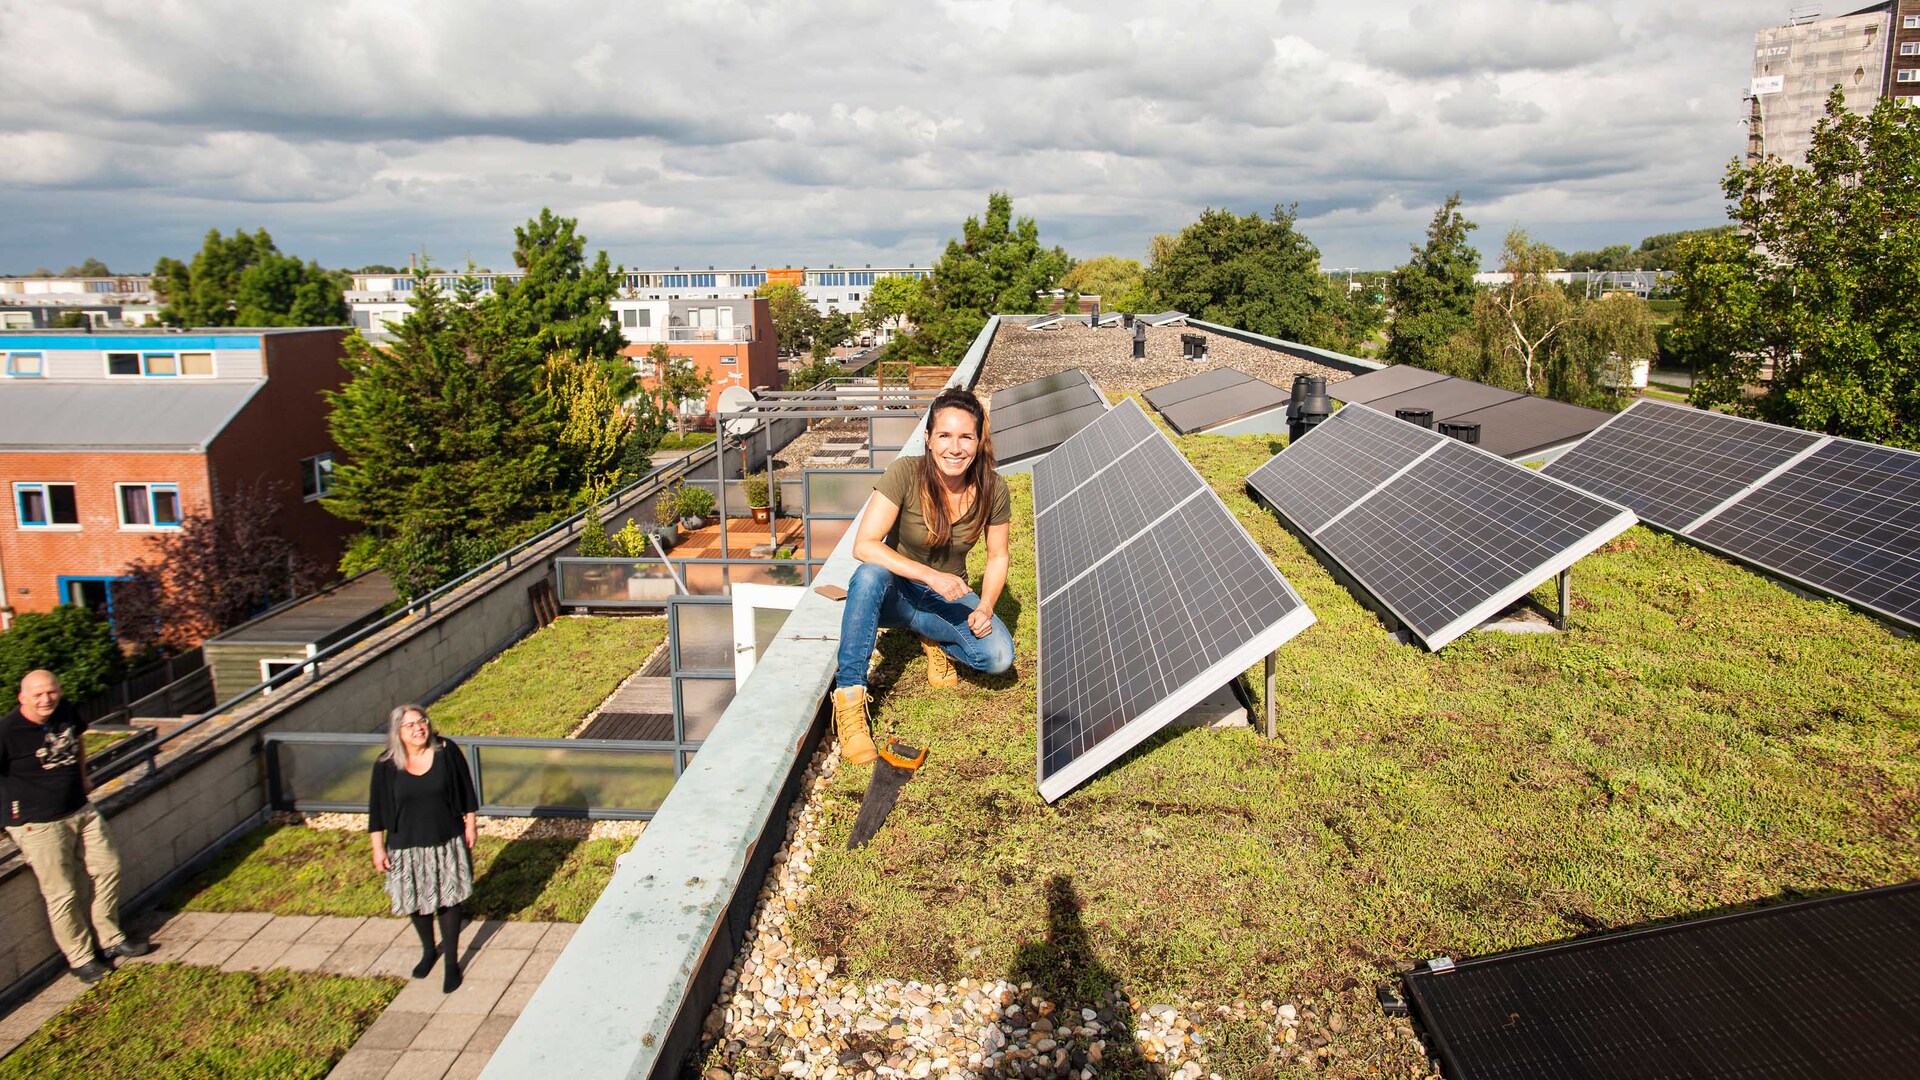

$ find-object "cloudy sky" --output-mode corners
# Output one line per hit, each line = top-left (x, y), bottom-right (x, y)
(0, 0), (1775, 275)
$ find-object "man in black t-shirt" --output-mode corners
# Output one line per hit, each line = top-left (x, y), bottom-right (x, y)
(1, 670), (150, 982)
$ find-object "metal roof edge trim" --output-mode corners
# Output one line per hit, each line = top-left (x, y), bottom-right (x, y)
(482, 317), (1001, 1080)
(1182, 319), (1384, 375)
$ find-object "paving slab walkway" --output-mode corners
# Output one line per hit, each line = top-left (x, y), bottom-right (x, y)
(0, 908), (570, 1080)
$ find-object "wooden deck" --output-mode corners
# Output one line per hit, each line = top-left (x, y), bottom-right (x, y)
(672, 516), (802, 558)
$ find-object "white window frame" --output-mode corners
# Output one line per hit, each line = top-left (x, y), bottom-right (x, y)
(1906, 14), (1920, 28)
(1901, 68), (1920, 83)
(300, 452), (335, 502)
(5, 352), (44, 377)
(14, 482), (79, 530)
(115, 482), (183, 530)
(178, 351), (215, 377)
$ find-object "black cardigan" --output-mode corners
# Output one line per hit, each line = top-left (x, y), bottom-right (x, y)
(367, 738), (479, 850)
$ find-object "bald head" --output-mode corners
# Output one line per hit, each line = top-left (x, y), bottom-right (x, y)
(18, 670), (61, 723)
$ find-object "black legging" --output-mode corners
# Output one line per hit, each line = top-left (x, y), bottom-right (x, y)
(408, 905), (464, 990)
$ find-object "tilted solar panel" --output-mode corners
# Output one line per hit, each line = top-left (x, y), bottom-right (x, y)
(1327, 364), (1450, 405)
(1247, 404), (1636, 650)
(987, 369), (1107, 466)
(1142, 367), (1248, 409)
(990, 368), (1089, 409)
(1033, 399), (1314, 802)
(1141, 367), (1292, 435)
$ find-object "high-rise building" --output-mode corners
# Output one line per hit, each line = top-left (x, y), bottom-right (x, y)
(1748, 2), (1920, 166)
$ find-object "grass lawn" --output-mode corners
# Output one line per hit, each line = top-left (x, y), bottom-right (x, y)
(430, 615), (665, 738)
(81, 730), (134, 757)
(790, 428), (1920, 1074)
(656, 432), (716, 451)
(0, 963), (396, 1080)
(164, 824), (629, 923)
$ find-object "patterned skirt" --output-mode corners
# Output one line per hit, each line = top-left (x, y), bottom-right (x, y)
(385, 835), (474, 916)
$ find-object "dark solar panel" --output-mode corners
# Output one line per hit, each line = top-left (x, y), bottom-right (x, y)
(1034, 400), (1313, 802)
(991, 381), (1100, 431)
(1364, 378), (1525, 423)
(993, 401), (1108, 466)
(1444, 396), (1613, 460)
(1247, 404), (1437, 534)
(1159, 381), (1290, 435)
(991, 368), (1090, 409)
(1540, 400), (1823, 531)
(1314, 442), (1634, 648)
(1405, 882), (1920, 1080)
(1247, 404), (1635, 650)
(1687, 439), (1920, 630)
(1328, 364), (1450, 405)
(1143, 367), (1250, 409)
(986, 369), (1106, 466)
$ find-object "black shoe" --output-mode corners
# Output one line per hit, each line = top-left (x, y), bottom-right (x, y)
(104, 940), (153, 960)
(71, 959), (113, 984)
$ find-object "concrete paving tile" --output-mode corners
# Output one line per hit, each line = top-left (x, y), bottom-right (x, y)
(202, 911), (275, 941)
(318, 944), (385, 977)
(272, 942), (340, 971)
(251, 914), (321, 943)
(482, 922), (548, 951)
(463, 948), (527, 983)
(438, 978), (506, 1016)
(387, 1048), (457, 1079)
(387, 977), (455, 1015)
(221, 938), (291, 974)
(0, 997), (67, 1046)
(442, 1050), (491, 1080)
(153, 910), (228, 939)
(343, 918), (408, 952)
(513, 950), (556, 985)
(368, 942), (429, 979)
(533, 923), (575, 952)
(125, 908), (170, 937)
(325, 1047), (401, 1080)
(298, 915), (367, 946)
(179, 938), (245, 966)
(490, 981), (536, 1018)
(354, 1009), (430, 1051)
(412, 1011), (484, 1052)
(464, 1014), (515, 1054)
(36, 972), (89, 1007)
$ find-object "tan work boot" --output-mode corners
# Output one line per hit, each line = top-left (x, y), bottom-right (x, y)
(832, 686), (878, 765)
(920, 637), (959, 688)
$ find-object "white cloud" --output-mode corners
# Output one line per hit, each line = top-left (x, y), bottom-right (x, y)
(0, 0), (1764, 273)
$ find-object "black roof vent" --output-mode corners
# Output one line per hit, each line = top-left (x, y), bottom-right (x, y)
(1437, 420), (1482, 445)
(1395, 408), (1434, 429)
(1132, 320), (1147, 358)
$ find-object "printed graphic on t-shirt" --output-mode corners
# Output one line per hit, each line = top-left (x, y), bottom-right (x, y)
(36, 725), (79, 770)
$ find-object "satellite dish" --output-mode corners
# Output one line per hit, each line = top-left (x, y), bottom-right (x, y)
(718, 386), (759, 437)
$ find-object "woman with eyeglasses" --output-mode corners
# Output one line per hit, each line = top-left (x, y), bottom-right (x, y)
(368, 704), (478, 992)
(833, 387), (1015, 763)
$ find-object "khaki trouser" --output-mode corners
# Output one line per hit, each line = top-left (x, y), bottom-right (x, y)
(5, 803), (127, 967)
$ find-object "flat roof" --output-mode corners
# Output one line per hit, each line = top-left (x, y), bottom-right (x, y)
(0, 380), (266, 451)
(209, 572), (396, 647)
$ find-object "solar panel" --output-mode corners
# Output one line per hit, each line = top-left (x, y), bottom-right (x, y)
(1405, 882), (1920, 1080)
(992, 382), (1100, 431)
(1247, 405), (1636, 650)
(1363, 378), (1524, 423)
(1540, 400), (1823, 531)
(987, 369), (1107, 466)
(1142, 367), (1289, 435)
(1443, 396), (1612, 460)
(990, 369), (1089, 409)
(1329, 364), (1450, 405)
(1033, 400), (1314, 802)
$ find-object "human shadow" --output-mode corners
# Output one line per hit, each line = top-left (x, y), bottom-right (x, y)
(1008, 874), (1153, 1078)
(466, 834), (583, 932)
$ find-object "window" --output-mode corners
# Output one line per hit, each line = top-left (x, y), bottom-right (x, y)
(180, 351), (213, 376)
(117, 483), (181, 528)
(1901, 68), (1920, 83)
(621, 308), (653, 328)
(720, 355), (737, 366)
(1906, 14), (1920, 28)
(300, 453), (335, 501)
(5, 352), (43, 377)
(1904, 42), (1920, 56)
(0, 313), (31, 329)
(60, 577), (121, 618)
(849, 271), (877, 287)
(734, 272), (766, 288)
(106, 352), (140, 376)
(15, 483), (78, 528)
(690, 273), (716, 288)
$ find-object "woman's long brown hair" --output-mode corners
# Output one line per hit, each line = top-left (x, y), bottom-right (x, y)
(917, 388), (996, 550)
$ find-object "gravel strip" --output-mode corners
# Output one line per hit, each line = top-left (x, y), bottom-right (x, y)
(976, 321), (1357, 400)
(277, 811), (645, 842)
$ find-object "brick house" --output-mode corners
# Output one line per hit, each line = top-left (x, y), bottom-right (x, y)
(0, 328), (352, 631)
(614, 297), (782, 415)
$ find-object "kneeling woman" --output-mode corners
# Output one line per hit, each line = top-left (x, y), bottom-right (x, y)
(834, 388), (1016, 762)
(368, 704), (478, 992)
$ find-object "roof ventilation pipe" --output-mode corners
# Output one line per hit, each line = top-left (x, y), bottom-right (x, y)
(1394, 408), (1434, 429)
(1089, 301), (1101, 326)
(1290, 375), (1332, 441)
(1132, 320), (1147, 359)
(1122, 312), (1135, 330)
(1437, 420), (1481, 445)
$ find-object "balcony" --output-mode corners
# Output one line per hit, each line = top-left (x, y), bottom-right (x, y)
(623, 323), (756, 345)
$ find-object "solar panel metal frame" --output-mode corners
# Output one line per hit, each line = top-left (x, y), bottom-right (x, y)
(1033, 399), (1314, 803)
(988, 369), (1109, 466)
(1542, 400), (1920, 633)
(1248, 404), (1636, 650)
(1327, 364), (1450, 405)
(1404, 881), (1920, 1080)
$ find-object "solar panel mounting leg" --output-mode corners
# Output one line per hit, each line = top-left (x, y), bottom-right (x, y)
(1264, 652), (1277, 739)
(1555, 568), (1571, 631)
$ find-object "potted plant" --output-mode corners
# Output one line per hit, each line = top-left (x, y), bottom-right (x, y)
(677, 485), (716, 531)
(743, 476), (775, 524)
(652, 485), (681, 551)
(768, 546), (804, 586)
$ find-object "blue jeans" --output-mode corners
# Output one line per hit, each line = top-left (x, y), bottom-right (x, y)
(836, 562), (1015, 689)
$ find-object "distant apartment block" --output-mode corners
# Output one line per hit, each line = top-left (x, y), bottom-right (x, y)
(0, 275), (163, 329)
(0, 328), (353, 630)
(617, 297), (781, 415)
(1749, 1), (1920, 166)
(346, 264), (931, 344)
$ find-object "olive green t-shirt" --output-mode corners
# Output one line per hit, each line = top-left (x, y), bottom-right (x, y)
(873, 456), (1012, 576)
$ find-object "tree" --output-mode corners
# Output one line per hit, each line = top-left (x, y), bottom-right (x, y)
(859, 274), (931, 339)
(1549, 293), (1657, 407)
(152, 228), (348, 327)
(546, 351), (629, 498)
(0, 607), (126, 703)
(1142, 204), (1360, 349)
(356, 264), (401, 274)
(1059, 256), (1145, 312)
(638, 343), (713, 435)
(62, 258), (112, 278)
(756, 281), (821, 355)
(1385, 193), (1481, 369)
(812, 308), (856, 360)
(112, 482), (328, 651)
(492, 209), (625, 370)
(888, 192), (1069, 364)
(1673, 91), (1920, 447)
(786, 355), (843, 392)
(1478, 229), (1576, 395)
